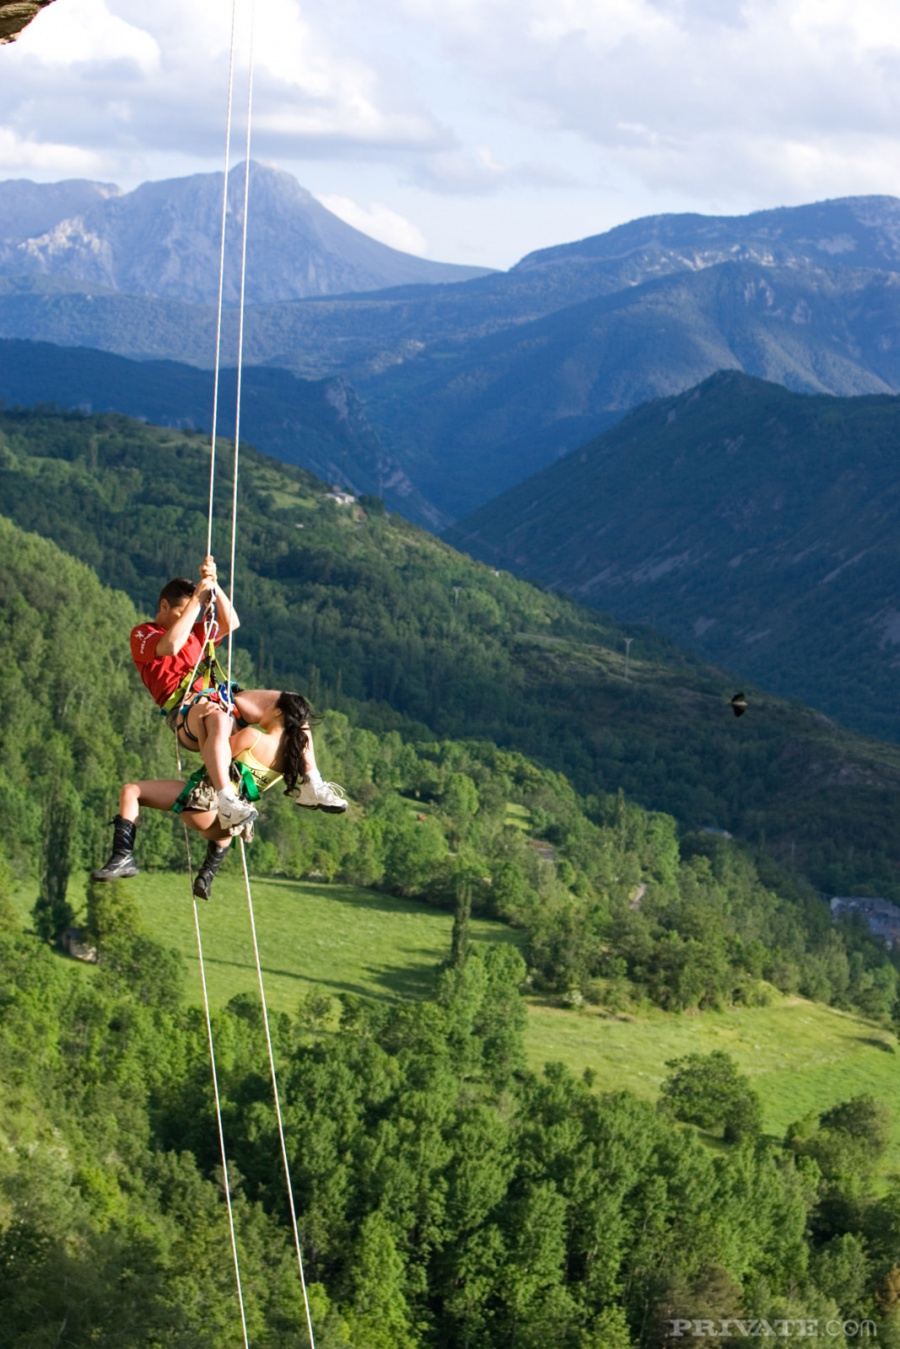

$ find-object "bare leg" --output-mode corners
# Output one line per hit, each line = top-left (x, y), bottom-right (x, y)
(120, 779), (183, 822)
(300, 723), (318, 776)
(95, 779), (235, 885)
(118, 780), (231, 844)
(182, 701), (234, 792)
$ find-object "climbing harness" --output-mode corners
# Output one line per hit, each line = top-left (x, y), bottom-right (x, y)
(172, 761), (261, 815)
(159, 593), (242, 734)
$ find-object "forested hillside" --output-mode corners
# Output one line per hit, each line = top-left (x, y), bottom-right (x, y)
(4, 511), (897, 1018)
(446, 371), (900, 744)
(7, 915), (900, 1348)
(4, 415), (900, 1343)
(3, 406), (900, 899)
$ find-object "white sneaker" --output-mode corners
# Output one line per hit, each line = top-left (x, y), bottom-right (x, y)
(295, 773), (348, 814)
(217, 789), (259, 830)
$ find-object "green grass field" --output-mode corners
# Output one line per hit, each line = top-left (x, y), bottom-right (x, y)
(133, 869), (900, 1174)
(16, 867), (900, 1175)
(129, 869), (519, 1011)
(526, 998), (900, 1170)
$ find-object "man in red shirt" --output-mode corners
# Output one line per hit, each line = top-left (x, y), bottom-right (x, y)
(133, 553), (348, 815)
(92, 555), (348, 887)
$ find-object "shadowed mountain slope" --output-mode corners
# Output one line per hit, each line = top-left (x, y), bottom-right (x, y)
(446, 371), (900, 741)
(0, 337), (442, 524)
(7, 195), (900, 520)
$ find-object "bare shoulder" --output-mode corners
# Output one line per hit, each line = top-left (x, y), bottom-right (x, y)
(229, 726), (258, 755)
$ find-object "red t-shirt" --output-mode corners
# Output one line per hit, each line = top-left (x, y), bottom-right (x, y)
(131, 621), (212, 707)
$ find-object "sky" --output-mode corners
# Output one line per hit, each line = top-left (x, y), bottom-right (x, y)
(3, 0), (900, 269)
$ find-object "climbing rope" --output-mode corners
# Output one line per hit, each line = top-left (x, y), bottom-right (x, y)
(183, 0), (252, 1337)
(207, 0), (240, 558)
(225, 0), (256, 694)
(186, 1), (318, 1342)
(239, 840), (318, 1346)
(185, 824), (251, 1349)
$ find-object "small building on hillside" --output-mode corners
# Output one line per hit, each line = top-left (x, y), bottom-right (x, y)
(830, 896), (900, 947)
(61, 927), (98, 963)
(325, 487), (357, 507)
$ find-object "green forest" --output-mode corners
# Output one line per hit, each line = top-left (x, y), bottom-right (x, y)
(2, 408), (900, 1344)
(4, 406), (900, 895)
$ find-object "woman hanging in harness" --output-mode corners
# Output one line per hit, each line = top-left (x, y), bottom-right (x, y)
(129, 554), (347, 829)
(93, 692), (328, 901)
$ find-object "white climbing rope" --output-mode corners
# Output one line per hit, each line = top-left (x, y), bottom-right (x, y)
(183, 0), (252, 1338)
(207, 0), (240, 559)
(187, 830), (251, 1349)
(239, 839), (318, 1346)
(226, 0), (256, 694)
(191, 1), (319, 1342)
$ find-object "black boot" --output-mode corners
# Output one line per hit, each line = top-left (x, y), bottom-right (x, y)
(192, 842), (229, 902)
(91, 815), (138, 881)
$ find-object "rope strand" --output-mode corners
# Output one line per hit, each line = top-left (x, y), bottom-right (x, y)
(208, 0), (241, 558)
(227, 0), (256, 693)
(177, 736), (250, 1347)
(239, 840), (318, 1346)
(179, 3), (252, 1339)
(198, 2), (317, 1341)
(189, 862), (251, 1349)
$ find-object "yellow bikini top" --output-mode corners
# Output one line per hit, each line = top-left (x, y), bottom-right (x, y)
(233, 732), (284, 793)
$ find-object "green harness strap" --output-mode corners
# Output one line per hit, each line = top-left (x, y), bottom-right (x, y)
(233, 762), (262, 803)
(171, 762), (261, 815)
(160, 635), (231, 715)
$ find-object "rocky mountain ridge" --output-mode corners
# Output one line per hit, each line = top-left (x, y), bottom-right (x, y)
(0, 161), (491, 304)
(7, 191), (900, 521)
(0, 0), (55, 44)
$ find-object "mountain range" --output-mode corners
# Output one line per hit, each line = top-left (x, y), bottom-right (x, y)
(6, 185), (900, 520)
(0, 161), (490, 305)
(0, 337), (445, 523)
(445, 371), (900, 742)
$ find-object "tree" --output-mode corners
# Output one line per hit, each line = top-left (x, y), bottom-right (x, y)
(86, 874), (142, 949)
(341, 1210), (419, 1349)
(658, 1051), (762, 1143)
(450, 859), (474, 967)
(32, 779), (79, 943)
(0, 849), (17, 931)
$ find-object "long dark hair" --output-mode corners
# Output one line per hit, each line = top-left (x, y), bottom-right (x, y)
(277, 691), (315, 793)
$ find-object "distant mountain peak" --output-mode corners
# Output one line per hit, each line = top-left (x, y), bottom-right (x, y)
(0, 160), (493, 304)
(514, 195), (900, 276)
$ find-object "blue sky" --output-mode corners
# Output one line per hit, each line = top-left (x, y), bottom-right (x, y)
(3, 0), (900, 268)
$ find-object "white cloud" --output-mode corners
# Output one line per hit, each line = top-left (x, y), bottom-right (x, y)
(4, 0), (900, 263)
(376, 0), (900, 201)
(0, 126), (104, 175)
(318, 194), (429, 253)
(409, 145), (578, 194)
(0, 0), (450, 177)
(9, 0), (159, 68)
